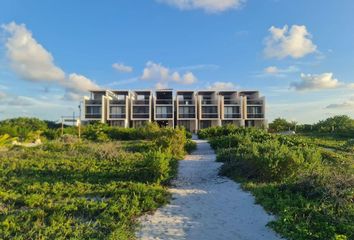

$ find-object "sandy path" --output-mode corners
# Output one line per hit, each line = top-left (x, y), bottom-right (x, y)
(136, 138), (283, 240)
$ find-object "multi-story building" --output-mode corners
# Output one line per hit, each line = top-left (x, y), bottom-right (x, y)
(84, 90), (107, 123)
(219, 91), (244, 127)
(107, 90), (130, 128)
(130, 90), (152, 127)
(83, 89), (266, 131)
(176, 91), (198, 132)
(197, 91), (221, 129)
(240, 91), (266, 128)
(154, 89), (174, 127)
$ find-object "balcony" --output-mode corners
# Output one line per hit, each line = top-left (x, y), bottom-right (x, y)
(133, 100), (150, 105)
(156, 113), (173, 119)
(201, 100), (218, 105)
(109, 100), (126, 105)
(156, 99), (173, 105)
(178, 113), (196, 119)
(132, 113), (150, 119)
(201, 113), (219, 119)
(247, 100), (263, 105)
(85, 100), (102, 105)
(178, 100), (195, 105)
(109, 114), (126, 119)
(247, 114), (264, 119)
(85, 114), (101, 119)
(224, 100), (241, 105)
(224, 113), (241, 119)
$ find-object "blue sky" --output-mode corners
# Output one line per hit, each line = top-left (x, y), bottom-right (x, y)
(0, 0), (353, 123)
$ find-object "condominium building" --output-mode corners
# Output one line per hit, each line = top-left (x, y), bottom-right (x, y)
(130, 90), (152, 128)
(219, 91), (243, 127)
(197, 91), (221, 129)
(240, 91), (266, 128)
(176, 91), (198, 132)
(107, 90), (130, 128)
(83, 89), (266, 131)
(154, 89), (174, 127)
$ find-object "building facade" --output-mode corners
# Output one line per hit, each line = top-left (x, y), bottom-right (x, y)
(84, 89), (266, 131)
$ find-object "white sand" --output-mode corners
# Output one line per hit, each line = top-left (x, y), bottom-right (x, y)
(136, 138), (283, 240)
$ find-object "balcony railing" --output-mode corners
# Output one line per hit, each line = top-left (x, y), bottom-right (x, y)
(247, 100), (263, 105)
(133, 100), (150, 105)
(178, 114), (196, 119)
(156, 99), (173, 105)
(224, 113), (241, 119)
(109, 100), (126, 105)
(132, 113), (150, 119)
(155, 113), (173, 119)
(201, 113), (219, 118)
(224, 100), (241, 105)
(85, 114), (101, 119)
(85, 100), (102, 105)
(201, 100), (218, 105)
(178, 100), (195, 105)
(109, 114), (126, 119)
(247, 114), (264, 119)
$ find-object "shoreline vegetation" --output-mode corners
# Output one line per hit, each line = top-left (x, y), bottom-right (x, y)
(0, 116), (353, 239)
(0, 119), (195, 239)
(198, 118), (354, 240)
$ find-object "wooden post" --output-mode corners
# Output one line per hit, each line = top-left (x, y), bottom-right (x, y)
(61, 117), (64, 136)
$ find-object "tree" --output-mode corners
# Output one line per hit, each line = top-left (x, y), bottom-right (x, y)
(269, 118), (294, 133)
(314, 115), (354, 133)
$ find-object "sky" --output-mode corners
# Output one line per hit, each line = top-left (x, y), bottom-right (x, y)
(0, 0), (353, 123)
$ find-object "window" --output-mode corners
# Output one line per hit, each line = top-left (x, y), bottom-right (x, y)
(110, 106), (124, 114)
(86, 106), (101, 114)
(247, 106), (262, 114)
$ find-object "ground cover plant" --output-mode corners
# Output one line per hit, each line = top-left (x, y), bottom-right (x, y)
(199, 124), (354, 240)
(0, 120), (191, 239)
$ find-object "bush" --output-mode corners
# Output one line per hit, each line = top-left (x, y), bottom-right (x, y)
(204, 124), (354, 240)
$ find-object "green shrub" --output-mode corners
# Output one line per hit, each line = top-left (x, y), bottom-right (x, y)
(185, 139), (197, 153)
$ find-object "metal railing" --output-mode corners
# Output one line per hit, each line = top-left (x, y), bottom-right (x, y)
(85, 100), (102, 105)
(156, 113), (173, 118)
(109, 114), (126, 119)
(156, 99), (173, 105)
(201, 100), (218, 105)
(201, 113), (219, 118)
(133, 100), (150, 105)
(178, 100), (195, 105)
(132, 113), (150, 119)
(110, 100), (126, 105)
(178, 114), (196, 119)
(224, 100), (241, 105)
(224, 113), (241, 119)
(85, 114), (101, 119)
(247, 114), (264, 119)
(247, 100), (263, 105)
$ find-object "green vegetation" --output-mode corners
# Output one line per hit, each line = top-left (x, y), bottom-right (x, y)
(199, 124), (354, 240)
(0, 118), (192, 239)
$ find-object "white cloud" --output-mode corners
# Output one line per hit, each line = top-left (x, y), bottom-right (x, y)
(2, 22), (65, 82)
(112, 63), (133, 73)
(156, 0), (245, 13)
(141, 61), (197, 89)
(264, 65), (299, 75)
(207, 81), (236, 90)
(326, 100), (354, 109)
(291, 73), (341, 91)
(264, 25), (317, 59)
(2, 22), (100, 100)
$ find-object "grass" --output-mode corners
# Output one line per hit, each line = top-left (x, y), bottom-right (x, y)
(0, 126), (189, 240)
(199, 125), (354, 240)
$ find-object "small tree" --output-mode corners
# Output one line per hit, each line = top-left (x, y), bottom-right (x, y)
(269, 118), (293, 133)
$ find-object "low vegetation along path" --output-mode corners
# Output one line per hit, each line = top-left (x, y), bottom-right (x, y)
(136, 138), (283, 240)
